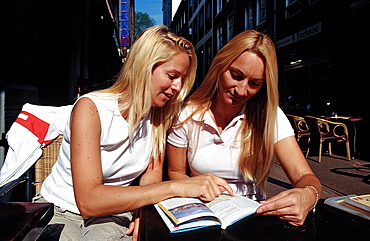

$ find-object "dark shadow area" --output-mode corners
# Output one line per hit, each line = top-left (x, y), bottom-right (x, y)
(267, 177), (292, 189)
(330, 166), (370, 185)
(36, 224), (63, 241)
(307, 154), (351, 163)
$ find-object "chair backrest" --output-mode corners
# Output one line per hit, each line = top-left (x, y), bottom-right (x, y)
(304, 115), (349, 139)
(304, 115), (321, 137)
(295, 116), (310, 132)
(316, 118), (330, 134)
(316, 117), (349, 138)
(34, 135), (63, 194)
(286, 114), (310, 139)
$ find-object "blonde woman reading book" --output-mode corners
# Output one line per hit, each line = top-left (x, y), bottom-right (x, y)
(34, 25), (233, 240)
(167, 30), (322, 226)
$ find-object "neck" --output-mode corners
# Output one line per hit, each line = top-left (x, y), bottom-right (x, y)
(210, 101), (243, 132)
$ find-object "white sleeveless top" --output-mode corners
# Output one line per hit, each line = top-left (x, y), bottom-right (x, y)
(41, 92), (152, 214)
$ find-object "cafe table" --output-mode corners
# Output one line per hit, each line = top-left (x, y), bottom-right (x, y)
(0, 202), (53, 241)
(138, 199), (370, 241)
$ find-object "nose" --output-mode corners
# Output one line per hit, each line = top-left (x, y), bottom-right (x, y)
(234, 82), (248, 97)
(171, 77), (182, 93)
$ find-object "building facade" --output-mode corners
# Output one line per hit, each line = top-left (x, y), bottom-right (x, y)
(1, 0), (133, 176)
(170, 0), (370, 155)
(163, 0), (173, 27)
(171, 0), (370, 115)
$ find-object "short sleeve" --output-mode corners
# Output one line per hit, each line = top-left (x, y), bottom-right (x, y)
(275, 107), (295, 143)
(167, 123), (189, 148)
(167, 107), (192, 148)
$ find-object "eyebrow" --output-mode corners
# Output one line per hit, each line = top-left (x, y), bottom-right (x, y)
(167, 69), (181, 74)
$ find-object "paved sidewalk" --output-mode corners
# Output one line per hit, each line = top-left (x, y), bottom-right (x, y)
(266, 154), (370, 199)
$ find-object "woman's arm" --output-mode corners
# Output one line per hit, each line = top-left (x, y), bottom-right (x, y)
(256, 136), (322, 226)
(276, 136), (321, 192)
(166, 144), (190, 180)
(71, 98), (232, 219)
(140, 154), (165, 185)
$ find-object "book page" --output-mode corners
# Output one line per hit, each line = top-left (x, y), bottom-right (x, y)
(157, 197), (218, 225)
(154, 204), (221, 233)
(324, 195), (370, 221)
(205, 194), (261, 229)
(344, 194), (370, 212)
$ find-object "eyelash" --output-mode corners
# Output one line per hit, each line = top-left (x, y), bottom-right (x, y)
(230, 70), (261, 87)
(168, 74), (176, 79)
(230, 71), (243, 80)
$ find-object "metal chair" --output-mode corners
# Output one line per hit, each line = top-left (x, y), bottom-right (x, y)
(304, 115), (351, 163)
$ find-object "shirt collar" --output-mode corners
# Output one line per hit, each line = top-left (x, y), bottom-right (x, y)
(192, 103), (246, 127)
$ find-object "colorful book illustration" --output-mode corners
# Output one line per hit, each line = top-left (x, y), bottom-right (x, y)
(155, 193), (261, 233)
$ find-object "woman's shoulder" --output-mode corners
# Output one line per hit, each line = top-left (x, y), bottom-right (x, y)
(79, 92), (118, 112)
(181, 103), (196, 112)
(277, 106), (289, 119)
(177, 103), (205, 124)
(81, 92), (117, 101)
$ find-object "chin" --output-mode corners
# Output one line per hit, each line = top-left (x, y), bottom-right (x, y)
(153, 102), (166, 108)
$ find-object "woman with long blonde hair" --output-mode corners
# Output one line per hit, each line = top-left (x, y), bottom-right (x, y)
(36, 25), (232, 240)
(167, 29), (321, 226)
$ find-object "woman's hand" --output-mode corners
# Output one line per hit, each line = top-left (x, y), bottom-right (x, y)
(126, 209), (140, 241)
(173, 173), (234, 201)
(256, 187), (316, 226)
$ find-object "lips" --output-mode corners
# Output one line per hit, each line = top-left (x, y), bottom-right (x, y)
(162, 92), (173, 101)
(228, 91), (244, 100)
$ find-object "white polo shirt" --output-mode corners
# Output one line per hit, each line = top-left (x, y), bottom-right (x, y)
(167, 105), (294, 199)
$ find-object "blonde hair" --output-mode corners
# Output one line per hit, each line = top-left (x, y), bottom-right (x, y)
(186, 30), (278, 192)
(100, 25), (196, 158)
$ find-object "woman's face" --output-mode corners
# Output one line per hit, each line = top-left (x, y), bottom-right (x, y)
(151, 52), (190, 107)
(216, 51), (265, 109)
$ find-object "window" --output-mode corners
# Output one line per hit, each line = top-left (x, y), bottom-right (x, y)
(286, 0), (296, 4)
(256, 0), (267, 25)
(217, 0), (222, 14)
(199, 7), (204, 36)
(206, 39), (212, 70)
(205, 0), (212, 33)
(245, 5), (254, 30)
(217, 25), (223, 51)
(190, 23), (194, 42)
(227, 13), (234, 42)
(189, 0), (194, 14)
(285, 0), (302, 18)
(193, 21), (198, 42)
(309, 0), (319, 5)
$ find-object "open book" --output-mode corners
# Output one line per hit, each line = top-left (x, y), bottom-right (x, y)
(155, 193), (261, 233)
(343, 194), (370, 212)
(324, 195), (370, 221)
